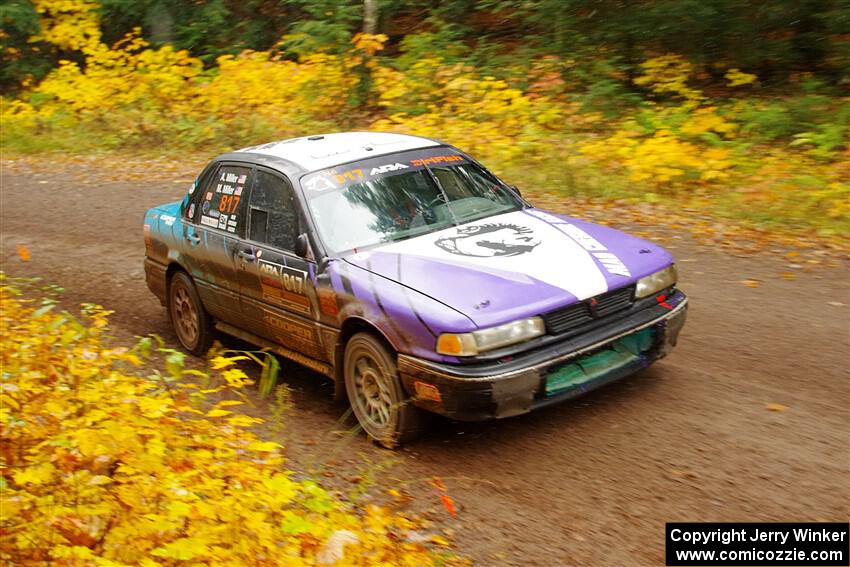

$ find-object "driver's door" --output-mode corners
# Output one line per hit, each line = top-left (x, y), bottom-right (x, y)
(234, 168), (324, 360)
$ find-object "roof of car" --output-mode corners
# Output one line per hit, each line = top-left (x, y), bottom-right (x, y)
(237, 132), (441, 172)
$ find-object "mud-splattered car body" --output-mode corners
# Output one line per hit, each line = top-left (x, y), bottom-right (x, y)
(143, 132), (687, 442)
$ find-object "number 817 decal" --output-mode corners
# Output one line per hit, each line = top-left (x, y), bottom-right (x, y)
(218, 194), (240, 214)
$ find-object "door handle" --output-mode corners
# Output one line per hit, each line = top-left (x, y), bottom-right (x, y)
(237, 249), (256, 262)
(187, 233), (201, 245)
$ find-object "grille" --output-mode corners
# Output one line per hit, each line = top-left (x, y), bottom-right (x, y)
(542, 285), (635, 335)
(593, 285), (634, 317)
(542, 303), (593, 334)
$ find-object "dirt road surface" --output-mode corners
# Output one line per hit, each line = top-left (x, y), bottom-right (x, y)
(2, 158), (848, 566)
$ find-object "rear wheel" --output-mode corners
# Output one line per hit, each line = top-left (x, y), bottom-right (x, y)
(344, 333), (423, 448)
(168, 271), (213, 356)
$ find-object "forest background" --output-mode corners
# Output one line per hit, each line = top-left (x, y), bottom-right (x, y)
(2, 0), (849, 238)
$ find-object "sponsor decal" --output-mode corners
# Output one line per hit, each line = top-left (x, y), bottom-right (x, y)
(187, 203), (195, 219)
(263, 311), (313, 340)
(301, 149), (471, 196)
(370, 163), (409, 175)
(560, 224), (631, 277)
(263, 309), (323, 360)
(318, 288), (339, 316)
(280, 267), (305, 294)
(159, 214), (176, 226)
(333, 168), (364, 184)
(594, 252), (630, 277)
(235, 186), (242, 196)
(410, 155), (464, 166)
(258, 260), (311, 314)
(302, 175), (336, 193)
(205, 191), (212, 201)
(200, 216), (218, 228)
(435, 223), (541, 257)
(259, 261), (278, 279)
(217, 214), (228, 229)
(218, 194), (240, 214)
(189, 180), (196, 194)
(380, 210), (609, 300)
(560, 224), (605, 251)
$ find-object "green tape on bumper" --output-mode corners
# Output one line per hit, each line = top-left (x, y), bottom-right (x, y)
(544, 328), (655, 396)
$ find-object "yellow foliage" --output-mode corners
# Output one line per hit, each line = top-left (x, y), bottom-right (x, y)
(35, 31), (202, 115)
(1, 99), (40, 129)
(372, 58), (563, 170)
(198, 50), (356, 126)
(32, 0), (102, 54)
(352, 33), (389, 57)
(680, 107), (738, 138)
(372, 56), (447, 110)
(3, 30), (373, 145)
(580, 126), (733, 185)
(634, 55), (703, 105)
(0, 280), (457, 565)
(725, 68), (758, 87)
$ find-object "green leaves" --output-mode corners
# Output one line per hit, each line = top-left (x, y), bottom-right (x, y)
(257, 351), (280, 397)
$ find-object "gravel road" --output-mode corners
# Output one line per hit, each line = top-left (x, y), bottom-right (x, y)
(2, 158), (847, 566)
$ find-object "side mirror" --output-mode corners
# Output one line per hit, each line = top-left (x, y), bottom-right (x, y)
(294, 233), (311, 259)
(509, 184), (522, 197)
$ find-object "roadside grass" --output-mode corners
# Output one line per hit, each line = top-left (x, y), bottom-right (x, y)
(2, 142), (846, 262)
(498, 149), (849, 242)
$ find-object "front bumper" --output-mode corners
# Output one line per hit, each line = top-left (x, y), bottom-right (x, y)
(398, 291), (688, 421)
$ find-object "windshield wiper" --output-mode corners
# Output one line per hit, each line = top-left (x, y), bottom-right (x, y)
(421, 163), (460, 226)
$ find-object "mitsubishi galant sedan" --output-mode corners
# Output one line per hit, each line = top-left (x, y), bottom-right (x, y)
(143, 132), (687, 447)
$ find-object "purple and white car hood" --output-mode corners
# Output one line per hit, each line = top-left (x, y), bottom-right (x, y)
(344, 209), (673, 329)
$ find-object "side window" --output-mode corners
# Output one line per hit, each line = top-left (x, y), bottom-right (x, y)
(185, 162), (217, 220)
(248, 170), (299, 251)
(198, 164), (252, 234)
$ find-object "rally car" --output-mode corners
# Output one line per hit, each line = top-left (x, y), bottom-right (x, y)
(143, 132), (687, 447)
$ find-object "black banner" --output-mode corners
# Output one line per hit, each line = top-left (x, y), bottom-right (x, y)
(666, 523), (849, 566)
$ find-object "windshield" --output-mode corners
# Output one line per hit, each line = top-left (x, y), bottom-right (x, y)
(300, 148), (524, 255)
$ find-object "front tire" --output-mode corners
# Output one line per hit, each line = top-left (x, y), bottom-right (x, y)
(344, 333), (424, 448)
(168, 271), (213, 356)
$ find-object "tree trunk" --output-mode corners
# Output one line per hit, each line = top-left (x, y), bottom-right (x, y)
(363, 0), (378, 34)
(147, 1), (175, 45)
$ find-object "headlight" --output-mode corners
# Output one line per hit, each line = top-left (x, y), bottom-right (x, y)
(436, 317), (546, 356)
(635, 264), (677, 298)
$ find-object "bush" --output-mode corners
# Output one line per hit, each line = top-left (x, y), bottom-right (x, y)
(0, 278), (457, 565)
